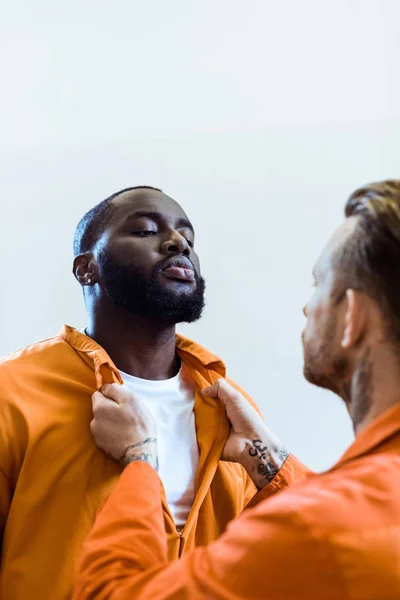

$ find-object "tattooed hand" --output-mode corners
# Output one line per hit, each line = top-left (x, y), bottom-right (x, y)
(245, 439), (289, 490)
(91, 384), (159, 470)
(202, 379), (289, 490)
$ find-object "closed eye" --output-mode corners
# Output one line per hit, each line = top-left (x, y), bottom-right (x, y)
(131, 231), (157, 237)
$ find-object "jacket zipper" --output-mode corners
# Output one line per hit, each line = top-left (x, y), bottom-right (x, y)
(178, 531), (184, 557)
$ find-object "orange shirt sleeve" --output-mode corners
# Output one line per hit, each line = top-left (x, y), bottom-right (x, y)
(74, 462), (332, 600)
(0, 386), (16, 548)
(0, 468), (11, 547)
(73, 463), (168, 599)
(246, 453), (313, 508)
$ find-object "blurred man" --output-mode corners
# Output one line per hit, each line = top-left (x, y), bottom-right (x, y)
(75, 181), (400, 599)
(0, 186), (307, 599)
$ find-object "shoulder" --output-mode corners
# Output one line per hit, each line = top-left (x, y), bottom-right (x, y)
(0, 334), (71, 391)
(0, 334), (78, 465)
(0, 334), (68, 370)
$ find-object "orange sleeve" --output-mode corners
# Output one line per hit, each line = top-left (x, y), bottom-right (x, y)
(74, 462), (331, 600)
(246, 453), (313, 509)
(0, 383), (17, 546)
(0, 469), (11, 547)
(73, 462), (168, 599)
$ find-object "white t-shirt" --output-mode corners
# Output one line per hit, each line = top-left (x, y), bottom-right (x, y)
(119, 365), (199, 527)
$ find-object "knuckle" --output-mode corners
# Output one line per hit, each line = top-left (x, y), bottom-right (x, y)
(92, 402), (103, 416)
(91, 392), (100, 407)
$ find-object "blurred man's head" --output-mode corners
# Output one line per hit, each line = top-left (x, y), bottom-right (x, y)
(73, 186), (205, 325)
(303, 180), (400, 422)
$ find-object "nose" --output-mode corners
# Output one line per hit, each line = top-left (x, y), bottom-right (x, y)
(303, 303), (308, 318)
(161, 230), (190, 257)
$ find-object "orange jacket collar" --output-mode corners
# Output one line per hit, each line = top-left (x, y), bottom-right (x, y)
(59, 325), (400, 469)
(334, 402), (400, 469)
(58, 324), (226, 380)
(58, 325), (226, 370)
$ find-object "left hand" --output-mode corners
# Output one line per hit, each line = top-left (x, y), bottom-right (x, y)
(202, 379), (289, 490)
(91, 384), (158, 469)
(202, 379), (271, 463)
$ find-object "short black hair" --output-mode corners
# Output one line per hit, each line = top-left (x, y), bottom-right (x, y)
(73, 186), (162, 256)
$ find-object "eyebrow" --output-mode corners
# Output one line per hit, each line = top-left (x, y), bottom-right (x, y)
(126, 211), (195, 234)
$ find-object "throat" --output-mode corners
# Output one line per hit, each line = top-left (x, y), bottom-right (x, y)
(85, 318), (180, 380)
(342, 347), (400, 435)
(341, 350), (373, 434)
(119, 351), (181, 380)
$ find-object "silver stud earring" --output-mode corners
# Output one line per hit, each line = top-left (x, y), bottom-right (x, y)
(87, 277), (92, 285)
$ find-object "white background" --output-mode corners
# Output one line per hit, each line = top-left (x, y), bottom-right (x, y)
(1, 0), (400, 469)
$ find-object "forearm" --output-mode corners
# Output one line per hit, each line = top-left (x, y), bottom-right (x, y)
(74, 457), (316, 600)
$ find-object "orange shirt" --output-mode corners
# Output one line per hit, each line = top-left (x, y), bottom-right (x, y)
(0, 326), (308, 599)
(74, 404), (400, 600)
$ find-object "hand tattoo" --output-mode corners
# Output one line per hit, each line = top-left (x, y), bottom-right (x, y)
(118, 438), (157, 464)
(248, 439), (289, 490)
(123, 451), (160, 471)
(105, 438), (159, 470)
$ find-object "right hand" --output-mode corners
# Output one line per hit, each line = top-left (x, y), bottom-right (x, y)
(91, 384), (158, 469)
(202, 379), (289, 489)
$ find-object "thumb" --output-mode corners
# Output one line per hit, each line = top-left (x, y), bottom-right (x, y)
(201, 380), (220, 398)
(202, 379), (243, 408)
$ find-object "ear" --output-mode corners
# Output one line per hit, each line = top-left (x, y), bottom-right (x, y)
(341, 289), (365, 349)
(73, 253), (97, 287)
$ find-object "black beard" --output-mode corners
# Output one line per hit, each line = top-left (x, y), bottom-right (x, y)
(98, 250), (206, 325)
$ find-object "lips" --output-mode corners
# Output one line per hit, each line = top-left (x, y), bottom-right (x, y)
(161, 257), (196, 282)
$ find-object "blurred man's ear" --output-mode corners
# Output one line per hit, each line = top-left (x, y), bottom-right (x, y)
(341, 289), (366, 349)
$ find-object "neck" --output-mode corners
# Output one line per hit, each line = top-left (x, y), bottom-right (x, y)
(341, 343), (400, 435)
(86, 303), (179, 380)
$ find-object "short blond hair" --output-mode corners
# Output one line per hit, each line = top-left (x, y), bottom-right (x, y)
(339, 180), (400, 338)
(346, 180), (400, 221)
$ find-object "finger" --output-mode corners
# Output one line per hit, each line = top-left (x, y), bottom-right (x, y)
(90, 419), (107, 449)
(202, 379), (242, 406)
(92, 391), (113, 412)
(201, 380), (220, 398)
(90, 418), (98, 437)
(101, 383), (132, 405)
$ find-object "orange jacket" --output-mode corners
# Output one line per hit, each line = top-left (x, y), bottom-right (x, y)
(0, 325), (307, 599)
(74, 404), (400, 600)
